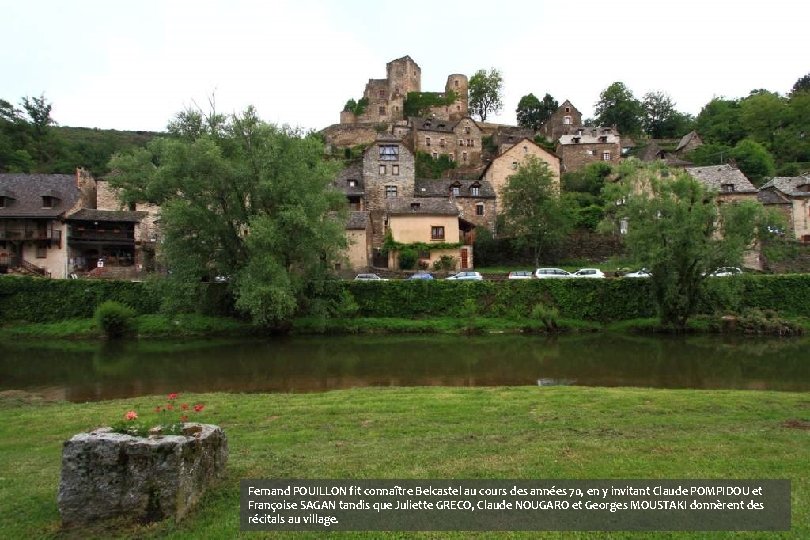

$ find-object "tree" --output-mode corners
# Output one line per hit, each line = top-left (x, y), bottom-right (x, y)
(516, 92), (557, 130)
(738, 90), (786, 149)
(642, 91), (695, 138)
(731, 139), (776, 186)
(695, 98), (744, 146)
(468, 68), (503, 121)
(601, 162), (766, 328)
(791, 72), (810, 95)
(594, 82), (644, 136)
(499, 156), (574, 266)
(109, 106), (348, 327)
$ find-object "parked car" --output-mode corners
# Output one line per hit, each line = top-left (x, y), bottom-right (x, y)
(571, 268), (606, 279)
(624, 268), (651, 278)
(709, 267), (742, 277)
(446, 271), (484, 281)
(408, 272), (434, 280)
(534, 268), (572, 279)
(507, 270), (534, 280)
(354, 273), (386, 281)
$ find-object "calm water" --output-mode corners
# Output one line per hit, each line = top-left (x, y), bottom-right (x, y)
(1, 334), (809, 402)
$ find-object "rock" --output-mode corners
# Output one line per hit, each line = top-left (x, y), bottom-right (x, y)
(57, 423), (227, 526)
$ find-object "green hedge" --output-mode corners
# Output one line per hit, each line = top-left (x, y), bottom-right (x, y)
(0, 277), (161, 323)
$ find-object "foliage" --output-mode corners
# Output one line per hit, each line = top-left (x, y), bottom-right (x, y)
(499, 156), (575, 266)
(685, 142), (734, 166)
(516, 93), (557, 130)
(415, 151), (456, 179)
(730, 138), (776, 186)
(594, 82), (644, 137)
(695, 98), (745, 146)
(601, 162), (766, 328)
(398, 248), (417, 270)
(533, 134), (555, 153)
(403, 91), (458, 118)
(530, 302), (559, 330)
(108, 106), (347, 327)
(111, 392), (206, 437)
(792, 72), (810, 95)
(432, 255), (457, 271)
(642, 91), (694, 138)
(342, 97), (368, 117)
(562, 161), (612, 195)
(94, 301), (136, 339)
(468, 68), (503, 121)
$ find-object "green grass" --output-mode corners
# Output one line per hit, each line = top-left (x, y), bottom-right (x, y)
(0, 387), (807, 538)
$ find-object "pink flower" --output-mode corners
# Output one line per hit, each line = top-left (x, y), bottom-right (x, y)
(166, 403), (174, 411)
(193, 404), (205, 412)
(125, 410), (138, 421)
(168, 393), (179, 400)
(180, 415), (188, 422)
(181, 403), (189, 411)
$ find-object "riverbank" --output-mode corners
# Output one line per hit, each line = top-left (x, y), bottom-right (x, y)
(0, 387), (807, 538)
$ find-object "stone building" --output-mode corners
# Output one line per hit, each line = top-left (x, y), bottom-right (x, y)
(684, 164), (759, 204)
(342, 211), (372, 271)
(758, 176), (810, 241)
(415, 177), (496, 234)
(483, 138), (561, 217)
(539, 100), (582, 141)
(673, 131), (703, 158)
(556, 126), (621, 172)
(411, 116), (483, 166)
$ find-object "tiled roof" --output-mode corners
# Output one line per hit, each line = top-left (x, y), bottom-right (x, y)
(685, 164), (758, 194)
(67, 209), (147, 223)
(334, 162), (364, 196)
(757, 189), (791, 205)
(0, 173), (80, 218)
(413, 117), (456, 133)
(346, 211), (369, 230)
(386, 197), (459, 215)
(674, 131), (701, 153)
(759, 176), (810, 197)
(414, 178), (496, 199)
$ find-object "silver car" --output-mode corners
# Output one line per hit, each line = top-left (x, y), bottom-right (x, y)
(446, 271), (483, 281)
(534, 268), (572, 279)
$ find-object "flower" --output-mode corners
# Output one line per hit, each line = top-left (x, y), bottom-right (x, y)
(154, 406), (162, 413)
(180, 415), (189, 422)
(125, 410), (138, 421)
(166, 403), (174, 411)
(181, 403), (189, 411)
(194, 404), (205, 412)
(168, 393), (179, 400)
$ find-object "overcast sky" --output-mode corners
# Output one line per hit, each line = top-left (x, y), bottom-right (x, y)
(2, 0), (807, 132)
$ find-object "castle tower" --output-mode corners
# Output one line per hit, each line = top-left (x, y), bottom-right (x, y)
(386, 56), (421, 97)
(445, 74), (469, 121)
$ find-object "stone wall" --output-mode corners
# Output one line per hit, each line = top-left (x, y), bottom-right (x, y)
(540, 100), (582, 141)
(322, 124), (381, 149)
(454, 196), (496, 233)
(484, 140), (561, 216)
(362, 141), (415, 247)
(557, 141), (620, 173)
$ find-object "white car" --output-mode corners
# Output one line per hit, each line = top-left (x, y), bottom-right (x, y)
(354, 273), (386, 281)
(571, 268), (606, 279)
(507, 270), (534, 280)
(709, 267), (742, 277)
(446, 271), (483, 281)
(624, 268), (651, 278)
(534, 268), (572, 279)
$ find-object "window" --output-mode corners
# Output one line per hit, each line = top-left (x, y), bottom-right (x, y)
(586, 150), (594, 156)
(454, 79), (459, 88)
(392, 164), (399, 176)
(471, 185), (480, 196)
(523, 145), (528, 154)
(431, 226), (445, 240)
(451, 186), (460, 196)
(565, 106), (570, 113)
(464, 126), (471, 134)
(379, 106), (386, 115)
(379, 145), (399, 161)
(602, 151), (611, 161)
(41, 196), (54, 208)
(385, 185), (397, 198)
(599, 136), (608, 143)
(0, 197), (5, 208)
(36, 242), (47, 258)
(440, 138), (445, 147)
(426, 137), (431, 147)
(721, 183), (735, 193)
(563, 115), (572, 125)
(458, 139), (464, 146)
(432, 152), (438, 159)
(410, 202), (421, 211)
(348, 179), (357, 188)
(379, 164), (386, 175)
(572, 137), (580, 144)
(512, 161), (518, 170)
(619, 218), (629, 235)
(462, 152), (468, 162)
(379, 89), (385, 98)
(476, 203), (485, 216)
(467, 139), (474, 147)
(456, 105), (460, 111)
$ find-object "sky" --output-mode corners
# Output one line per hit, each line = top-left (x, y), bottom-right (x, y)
(2, 0), (808, 132)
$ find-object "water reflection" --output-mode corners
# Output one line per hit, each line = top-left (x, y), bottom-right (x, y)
(1, 334), (809, 402)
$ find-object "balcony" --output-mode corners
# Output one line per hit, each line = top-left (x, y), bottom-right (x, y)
(0, 228), (62, 242)
(69, 227), (135, 243)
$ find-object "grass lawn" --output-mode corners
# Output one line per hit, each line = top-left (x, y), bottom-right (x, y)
(0, 387), (808, 539)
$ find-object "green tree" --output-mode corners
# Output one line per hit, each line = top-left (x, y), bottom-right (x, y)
(468, 68), (503, 121)
(499, 156), (574, 266)
(516, 92), (557, 130)
(109, 106), (347, 327)
(594, 82), (644, 136)
(642, 91), (695, 139)
(738, 90), (787, 149)
(731, 139), (776, 186)
(695, 98), (744, 146)
(791, 72), (810, 95)
(602, 162), (765, 328)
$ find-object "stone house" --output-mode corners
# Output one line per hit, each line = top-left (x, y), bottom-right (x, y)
(0, 169), (152, 278)
(342, 211), (372, 271)
(758, 176), (810, 241)
(482, 138), (561, 218)
(673, 131), (703, 158)
(411, 116), (483, 166)
(556, 126), (621, 172)
(385, 198), (473, 270)
(539, 100), (582, 142)
(684, 164), (759, 204)
(415, 177), (496, 234)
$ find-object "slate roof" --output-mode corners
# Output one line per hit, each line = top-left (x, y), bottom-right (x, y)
(412, 117), (456, 133)
(346, 211), (370, 230)
(414, 178), (496, 199)
(558, 127), (620, 145)
(685, 164), (758, 194)
(334, 162), (364, 196)
(0, 173), (80, 218)
(759, 176), (810, 197)
(386, 198), (459, 215)
(757, 189), (791, 205)
(67, 209), (147, 223)
(674, 131), (702, 153)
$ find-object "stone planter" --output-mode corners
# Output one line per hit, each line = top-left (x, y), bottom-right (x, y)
(57, 423), (228, 526)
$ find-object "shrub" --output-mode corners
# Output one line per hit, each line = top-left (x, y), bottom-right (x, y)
(398, 248), (417, 270)
(432, 255), (457, 271)
(530, 303), (559, 330)
(95, 301), (137, 339)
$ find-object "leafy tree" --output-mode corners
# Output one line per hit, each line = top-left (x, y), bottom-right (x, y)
(685, 142), (734, 166)
(468, 68), (503, 121)
(738, 90), (786, 149)
(642, 91), (695, 138)
(499, 156), (574, 266)
(601, 162), (766, 328)
(695, 98), (744, 146)
(516, 92), (557, 130)
(791, 72), (810, 95)
(109, 106), (347, 327)
(731, 139), (776, 186)
(594, 82), (644, 136)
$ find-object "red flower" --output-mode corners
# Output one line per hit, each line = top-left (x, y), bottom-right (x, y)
(180, 415), (189, 422)
(166, 403), (174, 411)
(181, 403), (189, 411)
(193, 404), (205, 412)
(154, 406), (162, 413)
(168, 393), (179, 400)
(125, 410), (138, 421)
